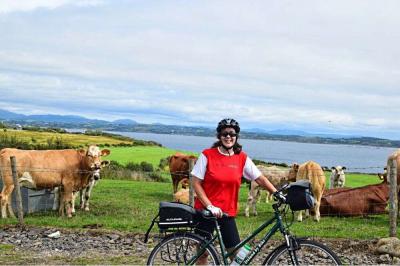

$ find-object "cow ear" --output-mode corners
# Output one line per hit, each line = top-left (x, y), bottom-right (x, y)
(342, 166), (346, 170)
(101, 149), (110, 156)
(331, 167), (335, 170)
(292, 163), (299, 170)
(101, 160), (110, 167)
(78, 149), (86, 156)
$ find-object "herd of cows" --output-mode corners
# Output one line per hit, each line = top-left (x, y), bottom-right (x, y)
(0, 145), (110, 218)
(170, 149), (400, 221)
(0, 145), (399, 221)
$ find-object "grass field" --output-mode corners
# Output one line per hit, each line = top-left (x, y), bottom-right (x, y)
(0, 129), (133, 147)
(106, 146), (197, 167)
(0, 177), (393, 239)
(0, 131), (392, 240)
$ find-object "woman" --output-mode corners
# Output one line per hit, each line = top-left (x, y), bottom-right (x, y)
(191, 118), (285, 262)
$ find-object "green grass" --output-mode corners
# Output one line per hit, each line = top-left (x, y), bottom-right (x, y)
(0, 177), (395, 240)
(0, 129), (133, 147)
(324, 172), (382, 189)
(107, 146), (197, 167)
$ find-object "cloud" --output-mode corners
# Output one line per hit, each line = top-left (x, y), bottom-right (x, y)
(0, 0), (104, 14)
(0, 1), (399, 139)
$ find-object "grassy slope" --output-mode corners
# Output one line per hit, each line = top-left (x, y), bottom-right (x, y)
(106, 146), (197, 167)
(0, 129), (133, 146)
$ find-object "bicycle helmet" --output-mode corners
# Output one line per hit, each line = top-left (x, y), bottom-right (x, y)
(216, 118), (240, 133)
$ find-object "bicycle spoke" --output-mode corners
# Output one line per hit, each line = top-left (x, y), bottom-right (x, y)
(265, 240), (341, 265)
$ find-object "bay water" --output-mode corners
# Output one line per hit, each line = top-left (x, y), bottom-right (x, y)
(110, 131), (396, 174)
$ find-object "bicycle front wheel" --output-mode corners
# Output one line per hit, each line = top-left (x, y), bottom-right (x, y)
(147, 232), (220, 265)
(264, 239), (341, 265)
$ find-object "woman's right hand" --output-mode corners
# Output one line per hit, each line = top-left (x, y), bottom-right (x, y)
(206, 205), (223, 218)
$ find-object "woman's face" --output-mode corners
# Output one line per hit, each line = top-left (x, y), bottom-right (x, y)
(220, 128), (237, 149)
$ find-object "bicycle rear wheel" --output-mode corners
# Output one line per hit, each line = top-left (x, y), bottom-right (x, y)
(264, 239), (341, 265)
(147, 232), (220, 265)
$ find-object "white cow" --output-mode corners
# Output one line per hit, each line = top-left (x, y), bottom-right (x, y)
(329, 166), (346, 189)
(245, 165), (295, 217)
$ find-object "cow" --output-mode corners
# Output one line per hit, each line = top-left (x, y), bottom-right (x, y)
(245, 165), (294, 217)
(72, 161), (109, 213)
(320, 181), (389, 216)
(0, 145), (110, 218)
(329, 166), (346, 189)
(173, 178), (196, 204)
(290, 161), (326, 222)
(168, 153), (197, 194)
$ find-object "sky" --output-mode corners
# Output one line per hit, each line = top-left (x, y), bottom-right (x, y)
(0, 0), (399, 140)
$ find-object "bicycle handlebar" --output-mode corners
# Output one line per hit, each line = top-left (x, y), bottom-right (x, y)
(200, 209), (229, 219)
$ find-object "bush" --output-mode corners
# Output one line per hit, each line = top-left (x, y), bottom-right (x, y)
(140, 161), (153, 172)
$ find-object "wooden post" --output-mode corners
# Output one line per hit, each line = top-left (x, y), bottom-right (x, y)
(10, 156), (24, 226)
(188, 159), (195, 207)
(388, 158), (397, 237)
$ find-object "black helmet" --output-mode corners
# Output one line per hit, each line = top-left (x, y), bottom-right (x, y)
(216, 118), (240, 133)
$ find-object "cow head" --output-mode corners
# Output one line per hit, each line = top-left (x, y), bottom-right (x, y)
(80, 145), (111, 180)
(378, 167), (388, 183)
(331, 166), (346, 183)
(288, 163), (299, 182)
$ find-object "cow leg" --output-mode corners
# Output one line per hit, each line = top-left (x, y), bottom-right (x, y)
(1, 185), (15, 218)
(297, 210), (303, 222)
(252, 188), (260, 216)
(173, 179), (178, 194)
(313, 191), (323, 222)
(71, 191), (77, 214)
(267, 192), (273, 203)
(79, 189), (85, 210)
(58, 188), (65, 216)
(62, 189), (74, 218)
(83, 181), (95, 211)
(245, 193), (252, 217)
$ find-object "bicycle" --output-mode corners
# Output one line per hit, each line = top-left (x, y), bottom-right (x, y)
(145, 180), (341, 265)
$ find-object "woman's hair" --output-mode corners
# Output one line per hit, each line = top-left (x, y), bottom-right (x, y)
(211, 134), (243, 154)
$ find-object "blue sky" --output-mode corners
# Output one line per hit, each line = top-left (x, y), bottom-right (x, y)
(0, 0), (399, 139)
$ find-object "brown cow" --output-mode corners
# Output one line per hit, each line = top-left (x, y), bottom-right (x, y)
(245, 165), (294, 217)
(169, 153), (197, 194)
(291, 161), (326, 222)
(320, 181), (389, 216)
(0, 145), (110, 218)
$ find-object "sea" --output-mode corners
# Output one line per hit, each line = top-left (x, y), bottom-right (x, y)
(106, 131), (397, 174)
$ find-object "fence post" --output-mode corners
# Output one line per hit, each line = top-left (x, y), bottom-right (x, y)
(188, 159), (195, 207)
(10, 156), (24, 226)
(388, 158), (397, 237)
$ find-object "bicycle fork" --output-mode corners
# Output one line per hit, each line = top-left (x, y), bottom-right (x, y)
(284, 233), (300, 265)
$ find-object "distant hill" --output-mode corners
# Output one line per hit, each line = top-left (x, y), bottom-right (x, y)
(0, 108), (399, 148)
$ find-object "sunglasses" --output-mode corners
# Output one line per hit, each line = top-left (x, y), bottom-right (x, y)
(221, 132), (238, 138)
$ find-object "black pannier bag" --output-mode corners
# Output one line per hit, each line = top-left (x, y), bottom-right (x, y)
(158, 201), (197, 230)
(286, 180), (316, 211)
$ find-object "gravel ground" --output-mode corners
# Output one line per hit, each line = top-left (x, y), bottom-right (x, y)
(0, 225), (388, 264)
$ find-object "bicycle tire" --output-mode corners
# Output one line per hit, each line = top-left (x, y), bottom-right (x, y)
(147, 232), (221, 265)
(264, 239), (341, 265)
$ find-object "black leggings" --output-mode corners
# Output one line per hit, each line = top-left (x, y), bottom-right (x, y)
(194, 215), (240, 249)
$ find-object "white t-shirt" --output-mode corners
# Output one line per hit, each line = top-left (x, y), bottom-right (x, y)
(191, 148), (262, 181)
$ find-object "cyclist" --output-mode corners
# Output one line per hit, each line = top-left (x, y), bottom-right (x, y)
(191, 118), (285, 264)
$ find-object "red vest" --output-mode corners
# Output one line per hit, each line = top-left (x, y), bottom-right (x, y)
(194, 147), (247, 217)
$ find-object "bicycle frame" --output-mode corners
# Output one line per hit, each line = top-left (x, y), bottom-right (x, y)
(187, 203), (292, 265)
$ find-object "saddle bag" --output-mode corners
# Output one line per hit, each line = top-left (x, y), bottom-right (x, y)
(158, 201), (197, 229)
(144, 202), (197, 243)
(286, 180), (316, 211)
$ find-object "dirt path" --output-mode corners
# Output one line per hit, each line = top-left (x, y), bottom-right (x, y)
(0, 225), (386, 264)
